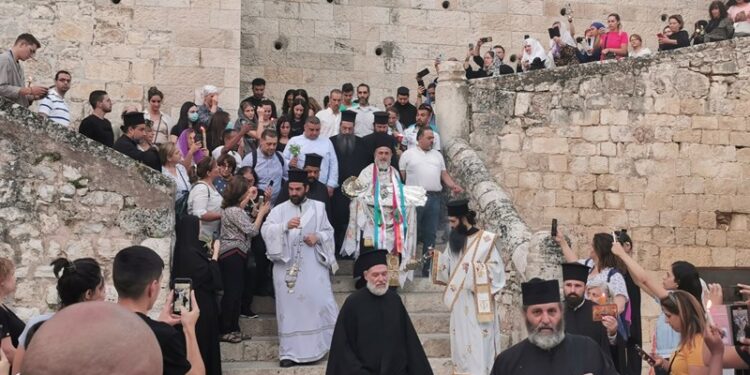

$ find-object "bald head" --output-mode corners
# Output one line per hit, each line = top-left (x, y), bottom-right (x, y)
(23, 302), (162, 375)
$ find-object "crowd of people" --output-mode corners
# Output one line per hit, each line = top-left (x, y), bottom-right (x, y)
(463, 1), (750, 77)
(1, 1), (750, 373)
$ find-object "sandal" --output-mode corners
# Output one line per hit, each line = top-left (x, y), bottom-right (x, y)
(220, 333), (242, 344)
(234, 331), (252, 341)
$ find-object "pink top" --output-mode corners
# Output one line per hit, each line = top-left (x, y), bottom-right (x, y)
(600, 31), (629, 60)
(729, 3), (750, 21)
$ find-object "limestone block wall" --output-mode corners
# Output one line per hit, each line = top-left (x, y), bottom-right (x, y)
(0, 0), (241, 128)
(469, 38), (750, 350)
(0, 98), (174, 318)
(241, 0), (712, 108)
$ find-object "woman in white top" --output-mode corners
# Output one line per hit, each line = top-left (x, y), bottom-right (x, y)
(521, 38), (553, 72)
(188, 156), (223, 241)
(628, 34), (652, 58)
(144, 87), (173, 145)
(555, 230), (629, 314)
(159, 142), (192, 201)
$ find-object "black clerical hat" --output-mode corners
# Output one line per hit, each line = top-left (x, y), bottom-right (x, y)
(521, 278), (560, 306)
(561, 263), (589, 283)
(123, 112), (145, 129)
(304, 153), (323, 169)
(354, 248), (388, 279)
(371, 133), (394, 152)
(397, 86), (409, 96)
(446, 199), (470, 217)
(288, 169), (307, 184)
(341, 110), (357, 123)
(373, 111), (389, 125)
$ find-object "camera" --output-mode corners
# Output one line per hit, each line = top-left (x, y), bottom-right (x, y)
(480, 36), (493, 43)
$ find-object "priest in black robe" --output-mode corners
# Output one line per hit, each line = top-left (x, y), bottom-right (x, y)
(361, 111), (400, 170)
(274, 153), (332, 220)
(329, 111), (369, 254)
(326, 249), (433, 375)
(490, 278), (620, 375)
(113, 112), (161, 171)
(562, 263), (627, 374)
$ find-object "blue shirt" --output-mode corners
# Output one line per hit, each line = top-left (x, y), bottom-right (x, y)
(240, 150), (288, 203)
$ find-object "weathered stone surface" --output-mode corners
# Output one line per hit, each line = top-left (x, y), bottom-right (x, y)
(0, 97), (173, 319)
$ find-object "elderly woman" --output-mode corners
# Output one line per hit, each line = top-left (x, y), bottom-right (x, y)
(144, 86), (172, 145)
(704, 1), (735, 43)
(521, 38), (551, 72)
(659, 15), (691, 51)
(197, 85), (223, 129)
(188, 157), (223, 241)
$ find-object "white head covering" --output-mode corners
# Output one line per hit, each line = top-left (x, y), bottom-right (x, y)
(548, 23), (577, 49)
(522, 38), (548, 64)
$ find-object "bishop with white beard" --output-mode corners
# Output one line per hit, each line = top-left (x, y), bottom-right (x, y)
(261, 169), (338, 368)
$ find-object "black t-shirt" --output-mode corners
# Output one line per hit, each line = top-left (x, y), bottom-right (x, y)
(660, 30), (690, 51)
(0, 304), (25, 347)
(136, 313), (191, 375)
(78, 114), (114, 148)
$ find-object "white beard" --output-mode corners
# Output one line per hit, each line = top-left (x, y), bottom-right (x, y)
(375, 160), (390, 171)
(366, 281), (388, 296)
(526, 319), (566, 350)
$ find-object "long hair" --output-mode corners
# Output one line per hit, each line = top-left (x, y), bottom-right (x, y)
(282, 89), (296, 114)
(660, 290), (706, 348)
(709, 1), (728, 19)
(222, 175), (248, 209)
(671, 261), (702, 302)
(207, 110), (230, 151)
(592, 233), (626, 271)
(50, 258), (103, 308)
(174, 101), (197, 134)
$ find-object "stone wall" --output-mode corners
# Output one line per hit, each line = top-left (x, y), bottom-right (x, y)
(0, 0), (241, 128)
(468, 38), (750, 350)
(0, 98), (174, 318)
(241, 0), (713, 107)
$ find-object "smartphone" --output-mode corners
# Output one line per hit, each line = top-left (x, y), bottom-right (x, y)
(468, 43), (474, 49)
(634, 344), (657, 366)
(172, 278), (193, 315)
(730, 304), (749, 345)
(416, 68), (430, 79)
(480, 36), (493, 43)
(551, 219), (558, 238)
(258, 195), (265, 205)
(269, 180), (274, 187)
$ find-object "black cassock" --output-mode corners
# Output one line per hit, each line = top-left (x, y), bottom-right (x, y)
(325, 288), (432, 375)
(490, 334), (620, 375)
(565, 300), (627, 374)
(171, 216), (224, 375)
(329, 134), (369, 253)
(113, 135), (161, 171)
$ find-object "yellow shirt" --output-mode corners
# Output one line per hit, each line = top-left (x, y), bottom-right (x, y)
(669, 334), (705, 375)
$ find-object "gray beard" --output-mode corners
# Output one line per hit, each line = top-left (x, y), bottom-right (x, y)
(526, 318), (566, 350)
(376, 160), (390, 170)
(366, 281), (388, 296)
(337, 134), (355, 155)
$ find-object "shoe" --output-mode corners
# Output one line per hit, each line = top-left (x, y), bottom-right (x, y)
(240, 310), (259, 319)
(220, 332), (242, 344)
(279, 359), (297, 368)
(233, 331), (252, 341)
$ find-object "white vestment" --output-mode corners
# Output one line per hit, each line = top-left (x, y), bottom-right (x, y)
(342, 163), (426, 285)
(433, 230), (506, 375)
(262, 199), (338, 363)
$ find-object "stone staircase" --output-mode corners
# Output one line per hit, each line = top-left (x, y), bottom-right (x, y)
(220, 259), (453, 374)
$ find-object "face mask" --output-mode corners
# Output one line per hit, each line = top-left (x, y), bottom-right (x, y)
(226, 122), (234, 130)
(188, 112), (199, 122)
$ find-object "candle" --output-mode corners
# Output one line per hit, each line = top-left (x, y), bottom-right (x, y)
(706, 300), (715, 326)
(201, 127), (207, 149)
(598, 292), (607, 305)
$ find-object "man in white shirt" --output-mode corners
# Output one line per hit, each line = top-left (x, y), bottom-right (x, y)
(283, 116), (339, 195)
(38, 70), (71, 127)
(399, 127), (462, 276)
(316, 88), (342, 139)
(402, 104), (441, 151)
(352, 83), (381, 137)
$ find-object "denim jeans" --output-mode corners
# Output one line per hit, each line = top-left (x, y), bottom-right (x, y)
(416, 193), (441, 275)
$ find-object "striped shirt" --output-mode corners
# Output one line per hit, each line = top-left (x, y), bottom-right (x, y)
(37, 88), (70, 127)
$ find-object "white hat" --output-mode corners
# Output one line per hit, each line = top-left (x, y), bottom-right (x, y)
(202, 85), (219, 97)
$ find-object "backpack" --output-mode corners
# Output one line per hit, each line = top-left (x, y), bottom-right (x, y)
(606, 267), (632, 342)
(250, 147), (284, 170)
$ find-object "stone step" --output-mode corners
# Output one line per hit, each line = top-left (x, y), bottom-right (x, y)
(220, 333), (451, 362)
(222, 357), (454, 375)
(250, 291), (449, 314)
(240, 311), (450, 337)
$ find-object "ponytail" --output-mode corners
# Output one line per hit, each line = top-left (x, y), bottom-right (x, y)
(50, 257), (103, 308)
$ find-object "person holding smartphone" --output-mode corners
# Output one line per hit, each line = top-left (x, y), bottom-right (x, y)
(658, 14), (691, 51)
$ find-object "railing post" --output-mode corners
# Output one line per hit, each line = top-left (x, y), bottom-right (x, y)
(434, 61), (469, 143)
